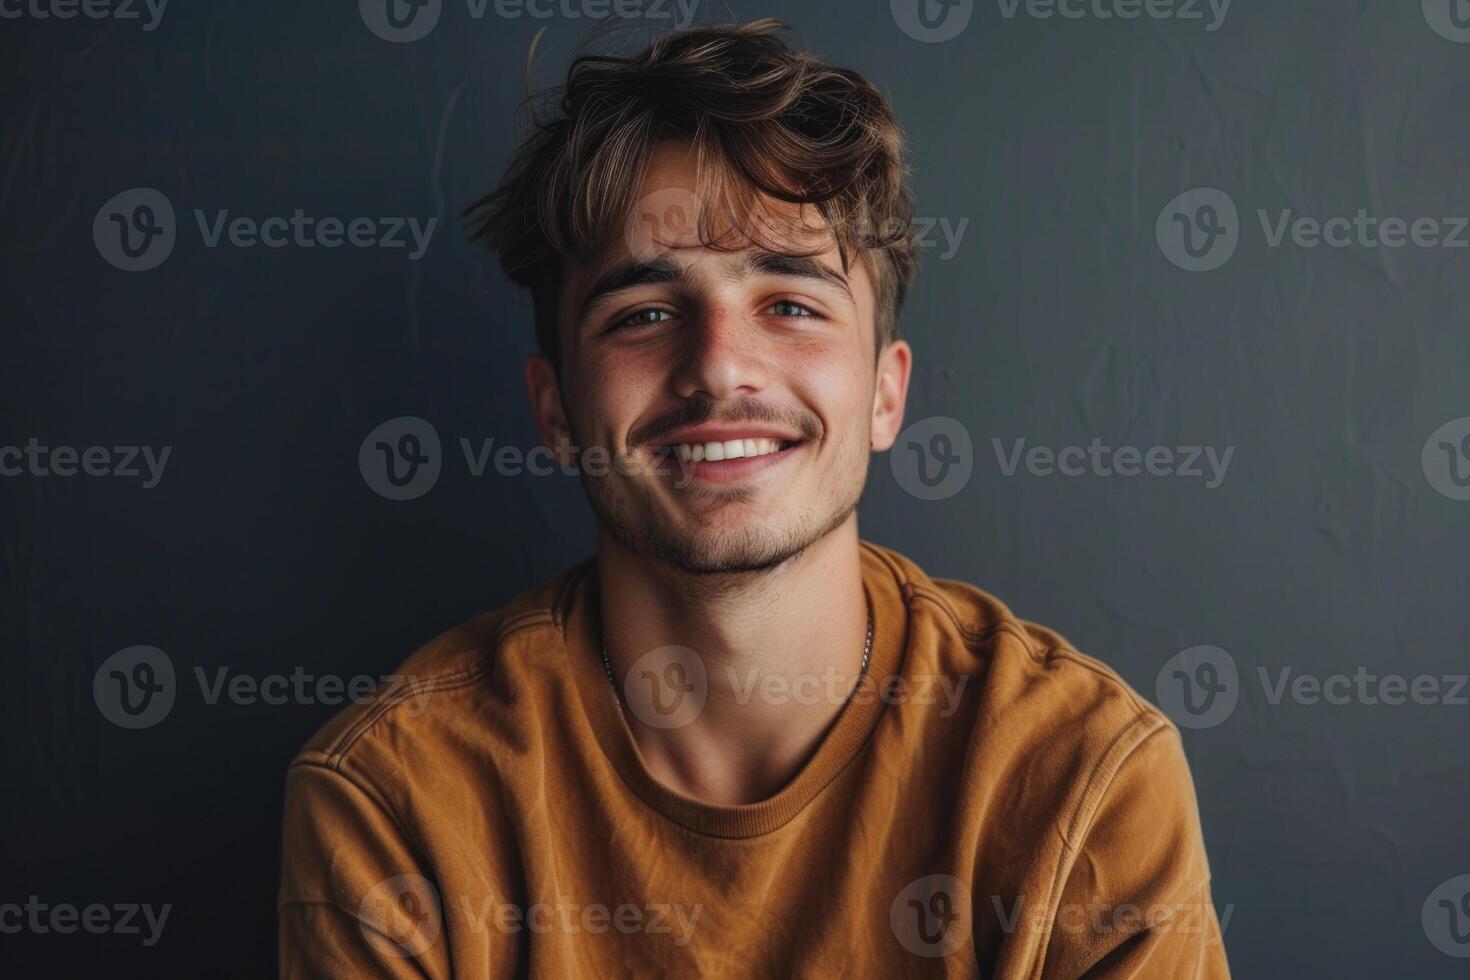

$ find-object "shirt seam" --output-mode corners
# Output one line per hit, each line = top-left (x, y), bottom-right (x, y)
(1028, 715), (1175, 980)
(318, 610), (562, 768)
(279, 760), (429, 911)
(325, 662), (490, 768)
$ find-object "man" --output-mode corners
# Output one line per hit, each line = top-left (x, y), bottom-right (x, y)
(279, 19), (1230, 978)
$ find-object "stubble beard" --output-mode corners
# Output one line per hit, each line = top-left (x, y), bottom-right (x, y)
(580, 435), (868, 577)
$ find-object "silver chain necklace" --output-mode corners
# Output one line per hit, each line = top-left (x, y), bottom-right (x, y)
(600, 611), (874, 711)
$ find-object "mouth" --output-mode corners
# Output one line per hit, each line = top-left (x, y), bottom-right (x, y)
(657, 436), (796, 463)
(648, 436), (806, 484)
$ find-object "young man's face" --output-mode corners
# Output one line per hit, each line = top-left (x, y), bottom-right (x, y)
(527, 142), (911, 574)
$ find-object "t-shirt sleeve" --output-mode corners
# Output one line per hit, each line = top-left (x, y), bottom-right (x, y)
(277, 761), (452, 980)
(1039, 722), (1231, 979)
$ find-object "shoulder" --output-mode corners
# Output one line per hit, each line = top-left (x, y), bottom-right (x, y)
(286, 559), (590, 775)
(864, 540), (1181, 778)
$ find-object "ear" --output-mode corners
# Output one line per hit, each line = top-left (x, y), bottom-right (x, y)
(524, 354), (576, 466)
(869, 339), (912, 452)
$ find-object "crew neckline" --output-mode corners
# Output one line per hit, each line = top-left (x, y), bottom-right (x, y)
(561, 541), (911, 839)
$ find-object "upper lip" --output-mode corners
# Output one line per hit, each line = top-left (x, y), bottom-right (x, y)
(653, 424), (804, 447)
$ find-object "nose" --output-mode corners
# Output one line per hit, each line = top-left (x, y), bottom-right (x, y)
(670, 306), (769, 401)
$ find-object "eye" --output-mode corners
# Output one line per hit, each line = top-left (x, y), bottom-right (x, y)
(611, 307), (676, 331)
(765, 299), (817, 318)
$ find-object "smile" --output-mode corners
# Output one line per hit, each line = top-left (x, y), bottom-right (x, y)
(665, 437), (793, 463)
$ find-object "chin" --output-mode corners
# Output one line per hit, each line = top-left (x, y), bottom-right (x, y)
(587, 467), (866, 576)
(649, 525), (810, 576)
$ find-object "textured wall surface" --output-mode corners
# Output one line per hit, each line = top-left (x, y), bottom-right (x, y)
(3, 1), (1468, 975)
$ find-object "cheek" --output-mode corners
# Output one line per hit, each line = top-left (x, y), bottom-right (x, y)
(792, 353), (873, 440)
(582, 355), (664, 446)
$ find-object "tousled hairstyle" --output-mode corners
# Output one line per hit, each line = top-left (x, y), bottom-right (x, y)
(465, 18), (917, 367)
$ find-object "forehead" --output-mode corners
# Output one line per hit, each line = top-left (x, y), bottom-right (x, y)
(557, 141), (875, 323)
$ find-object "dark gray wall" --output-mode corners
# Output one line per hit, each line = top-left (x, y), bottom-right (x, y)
(3, 0), (1468, 975)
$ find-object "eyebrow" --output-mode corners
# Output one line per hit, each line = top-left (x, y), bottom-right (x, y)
(576, 256), (685, 321)
(575, 248), (852, 323)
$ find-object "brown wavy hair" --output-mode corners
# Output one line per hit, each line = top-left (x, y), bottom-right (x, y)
(464, 18), (917, 367)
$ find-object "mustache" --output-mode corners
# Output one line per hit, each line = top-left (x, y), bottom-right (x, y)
(628, 399), (823, 449)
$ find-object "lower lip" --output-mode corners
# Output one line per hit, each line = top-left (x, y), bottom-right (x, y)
(655, 443), (802, 485)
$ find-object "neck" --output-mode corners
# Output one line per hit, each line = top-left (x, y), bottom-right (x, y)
(596, 517), (870, 805)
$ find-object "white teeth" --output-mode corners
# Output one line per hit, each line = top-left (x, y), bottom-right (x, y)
(666, 438), (788, 462)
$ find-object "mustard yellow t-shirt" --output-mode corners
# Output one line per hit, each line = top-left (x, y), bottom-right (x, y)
(278, 542), (1230, 977)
